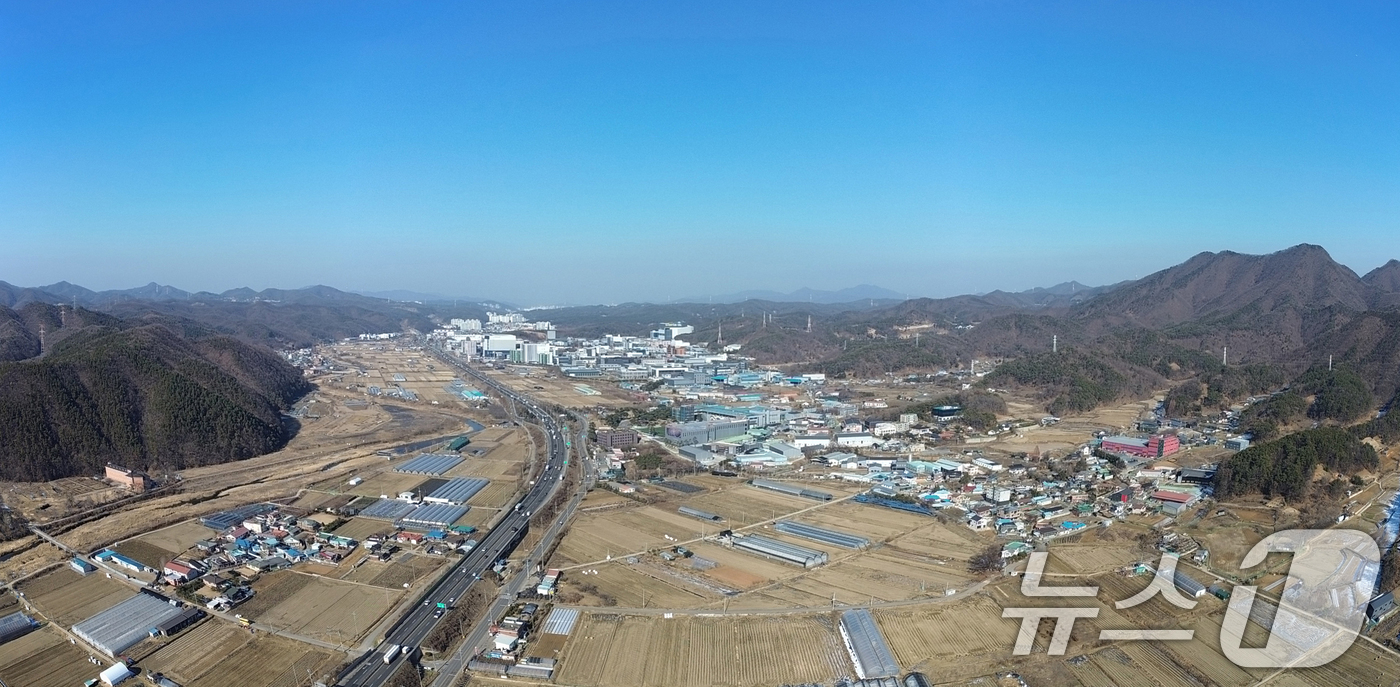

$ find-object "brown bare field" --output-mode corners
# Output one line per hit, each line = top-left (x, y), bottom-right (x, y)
(136, 520), (219, 555)
(876, 597), (1017, 671)
(554, 613), (851, 687)
(348, 471), (431, 498)
(189, 633), (338, 687)
(687, 542), (795, 589)
(469, 481), (517, 508)
(252, 574), (400, 644)
(143, 619), (254, 684)
(113, 538), (175, 568)
(560, 561), (719, 608)
(1041, 543), (1142, 575)
(484, 370), (634, 409)
(553, 506), (707, 565)
(0, 625), (95, 687)
(18, 567), (133, 625)
(237, 571), (314, 618)
(330, 517), (393, 540)
(366, 553), (444, 589)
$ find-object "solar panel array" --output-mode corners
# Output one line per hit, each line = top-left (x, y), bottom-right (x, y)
(426, 477), (490, 504)
(399, 503), (469, 528)
(395, 453), (464, 475)
(360, 499), (418, 521)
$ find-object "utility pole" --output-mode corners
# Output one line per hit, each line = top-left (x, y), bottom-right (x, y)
(1328, 354), (1333, 371)
(1053, 335), (1057, 353)
(1222, 347), (1228, 366)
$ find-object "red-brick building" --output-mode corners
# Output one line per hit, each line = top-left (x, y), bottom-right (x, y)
(1100, 434), (1180, 458)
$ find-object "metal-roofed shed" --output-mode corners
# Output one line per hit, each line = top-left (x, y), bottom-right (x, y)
(840, 609), (899, 679)
(541, 607), (580, 636)
(424, 477), (490, 505)
(0, 612), (35, 644)
(73, 591), (186, 657)
(774, 521), (869, 549)
(399, 503), (469, 529)
(360, 499), (418, 521)
(395, 453), (464, 476)
(678, 506), (722, 522)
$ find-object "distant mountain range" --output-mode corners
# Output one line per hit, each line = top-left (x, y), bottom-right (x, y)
(674, 284), (908, 304)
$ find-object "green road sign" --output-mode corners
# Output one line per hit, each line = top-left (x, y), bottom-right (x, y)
(437, 602), (447, 609)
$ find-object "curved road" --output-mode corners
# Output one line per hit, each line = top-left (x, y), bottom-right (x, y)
(337, 352), (573, 687)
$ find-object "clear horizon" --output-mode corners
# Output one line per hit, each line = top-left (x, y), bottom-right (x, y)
(3, 2), (1398, 304)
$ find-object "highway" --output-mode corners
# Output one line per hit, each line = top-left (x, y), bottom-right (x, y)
(337, 350), (574, 687)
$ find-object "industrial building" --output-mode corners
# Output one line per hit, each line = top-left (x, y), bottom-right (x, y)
(104, 464), (150, 491)
(395, 453), (464, 475)
(594, 428), (641, 448)
(840, 609), (900, 679)
(731, 534), (827, 568)
(71, 557), (97, 575)
(1101, 434), (1181, 458)
(750, 478), (833, 501)
(399, 503), (470, 529)
(0, 612), (35, 645)
(664, 419), (750, 446)
(774, 520), (869, 549)
(678, 506), (722, 522)
(423, 477), (490, 505)
(360, 499), (419, 521)
(73, 591), (187, 656)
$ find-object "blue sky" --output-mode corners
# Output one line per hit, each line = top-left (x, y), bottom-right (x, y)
(2, 1), (1398, 305)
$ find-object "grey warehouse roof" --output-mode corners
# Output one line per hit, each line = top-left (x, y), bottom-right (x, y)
(425, 477), (490, 504)
(841, 608), (900, 679)
(73, 592), (185, 656)
(360, 499), (419, 521)
(395, 453), (464, 475)
(774, 520), (869, 549)
(399, 503), (469, 528)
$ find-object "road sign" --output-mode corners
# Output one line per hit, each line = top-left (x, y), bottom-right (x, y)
(437, 602), (447, 609)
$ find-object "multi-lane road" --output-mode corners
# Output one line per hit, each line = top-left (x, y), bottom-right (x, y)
(338, 351), (574, 687)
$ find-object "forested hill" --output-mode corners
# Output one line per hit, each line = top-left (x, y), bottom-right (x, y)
(0, 302), (311, 481)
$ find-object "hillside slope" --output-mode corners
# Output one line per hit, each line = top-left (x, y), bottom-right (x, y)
(0, 303), (310, 481)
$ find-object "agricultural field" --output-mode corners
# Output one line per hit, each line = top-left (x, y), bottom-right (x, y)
(554, 613), (852, 687)
(365, 552), (445, 589)
(17, 567), (133, 625)
(347, 471), (432, 499)
(135, 520), (219, 556)
(189, 632), (339, 687)
(876, 596), (1017, 670)
(142, 619), (255, 684)
(330, 517), (394, 541)
(558, 560), (723, 608)
(0, 625), (96, 687)
(483, 369), (636, 409)
(239, 572), (400, 644)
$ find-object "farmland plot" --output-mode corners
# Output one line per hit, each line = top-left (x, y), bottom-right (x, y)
(0, 626), (93, 687)
(191, 634), (336, 687)
(137, 520), (218, 555)
(468, 481), (516, 508)
(144, 620), (253, 683)
(560, 561), (718, 608)
(254, 575), (400, 643)
(555, 613), (851, 687)
(18, 567), (132, 625)
(875, 597), (1017, 667)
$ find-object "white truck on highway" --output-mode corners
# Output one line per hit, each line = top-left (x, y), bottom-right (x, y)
(382, 644), (401, 664)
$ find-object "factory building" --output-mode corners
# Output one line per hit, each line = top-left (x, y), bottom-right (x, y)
(1101, 434), (1180, 458)
(731, 534), (827, 568)
(594, 428), (641, 449)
